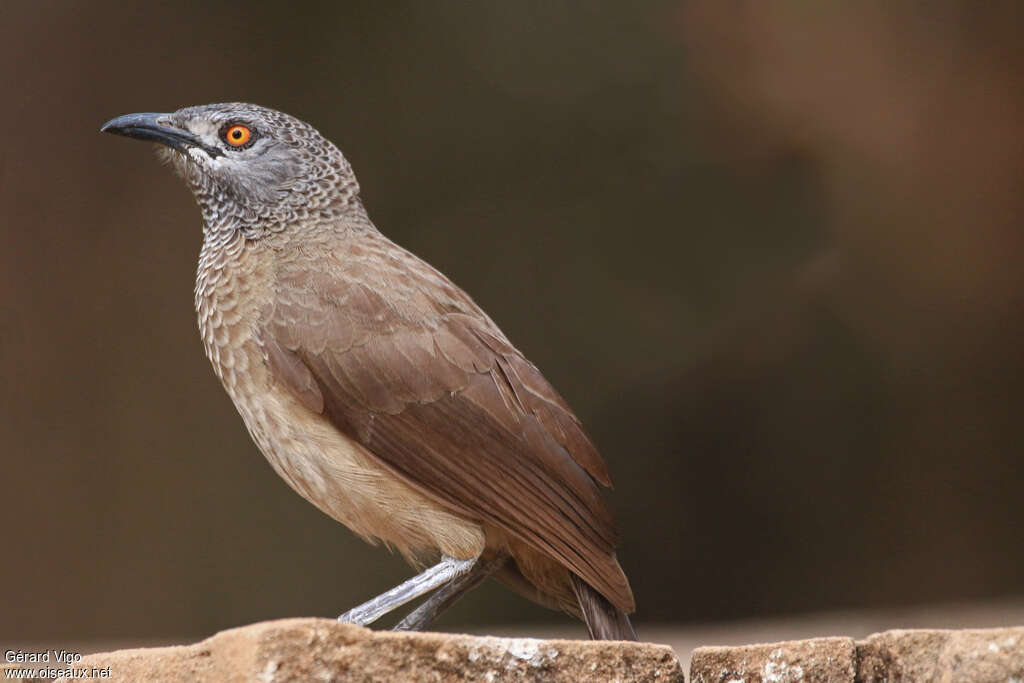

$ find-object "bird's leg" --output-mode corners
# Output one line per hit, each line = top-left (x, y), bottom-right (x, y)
(338, 555), (477, 626)
(393, 554), (509, 632)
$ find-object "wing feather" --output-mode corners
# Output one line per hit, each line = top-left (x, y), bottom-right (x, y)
(257, 234), (633, 611)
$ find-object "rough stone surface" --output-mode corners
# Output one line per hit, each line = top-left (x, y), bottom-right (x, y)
(690, 637), (856, 683)
(7, 620), (1022, 682)
(857, 627), (1024, 682)
(690, 626), (1024, 683)
(45, 618), (684, 682)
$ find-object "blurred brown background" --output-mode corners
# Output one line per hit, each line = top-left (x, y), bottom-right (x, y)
(2, 1), (1022, 642)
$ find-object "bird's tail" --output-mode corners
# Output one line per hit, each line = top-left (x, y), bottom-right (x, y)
(571, 574), (638, 641)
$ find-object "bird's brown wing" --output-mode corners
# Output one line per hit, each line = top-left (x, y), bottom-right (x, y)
(256, 235), (633, 611)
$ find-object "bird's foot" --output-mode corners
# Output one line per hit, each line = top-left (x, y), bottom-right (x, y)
(337, 555), (476, 626)
(392, 554), (508, 631)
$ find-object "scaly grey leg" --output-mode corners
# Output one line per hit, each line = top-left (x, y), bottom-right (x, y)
(338, 555), (476, 626)
(392, 554), (509, 632)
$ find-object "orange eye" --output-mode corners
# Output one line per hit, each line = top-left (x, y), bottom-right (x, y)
(224, 124), (252, 147)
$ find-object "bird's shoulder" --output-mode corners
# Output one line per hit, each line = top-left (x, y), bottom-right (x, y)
(269, 226), (491, 338)
(258, 225), (613, 487)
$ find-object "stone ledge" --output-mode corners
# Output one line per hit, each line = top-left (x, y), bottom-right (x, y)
(691, 626), (1024, 683)
(690, 637), (855, 682)
(7, 621), (1023, 682)
(36, 618), (684, 682)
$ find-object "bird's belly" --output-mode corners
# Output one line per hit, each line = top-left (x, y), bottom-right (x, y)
(217, 338), (485, 562)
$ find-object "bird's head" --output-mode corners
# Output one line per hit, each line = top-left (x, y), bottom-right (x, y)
(102, 103), (363, 235)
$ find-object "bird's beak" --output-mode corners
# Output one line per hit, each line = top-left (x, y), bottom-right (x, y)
(100, 112), (221, 157)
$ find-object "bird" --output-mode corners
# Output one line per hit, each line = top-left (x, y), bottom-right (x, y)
(101, 103), (636, 640)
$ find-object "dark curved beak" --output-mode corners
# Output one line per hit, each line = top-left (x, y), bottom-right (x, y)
(101, 112), (222, 157)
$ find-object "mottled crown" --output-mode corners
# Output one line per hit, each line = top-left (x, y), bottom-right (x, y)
(160, 103), (365, 236)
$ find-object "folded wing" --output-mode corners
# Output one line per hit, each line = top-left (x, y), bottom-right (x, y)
(257, 236), (633, 611)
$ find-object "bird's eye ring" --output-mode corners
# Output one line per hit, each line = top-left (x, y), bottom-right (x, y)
(223, 124), (253, 148)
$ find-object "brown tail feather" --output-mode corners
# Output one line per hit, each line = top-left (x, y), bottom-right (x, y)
(571, 574), (638, 641)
